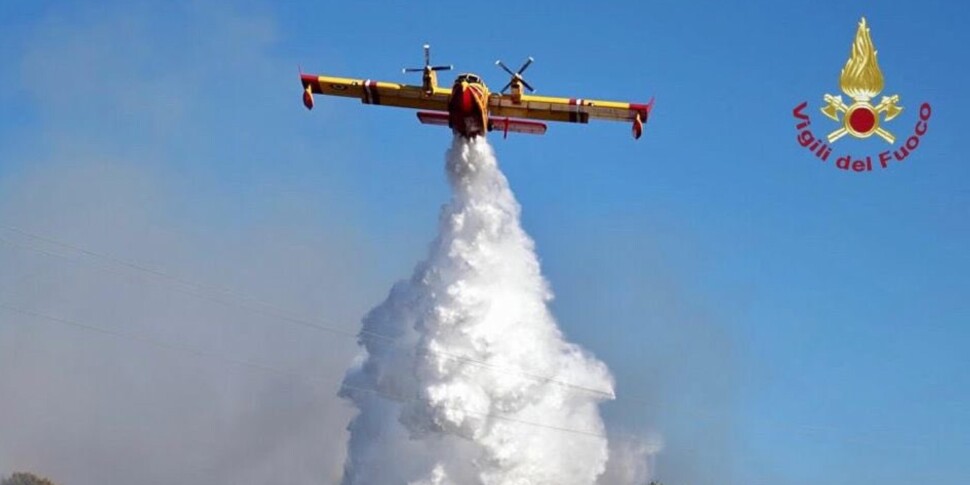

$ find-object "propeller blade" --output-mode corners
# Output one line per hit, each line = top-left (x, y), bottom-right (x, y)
(403, 68), (425, 73)
(430, 65), (453, 71)
(496, 60), (516, 76)
(498, 58), (536, 93)
(423, 44), (430, 66)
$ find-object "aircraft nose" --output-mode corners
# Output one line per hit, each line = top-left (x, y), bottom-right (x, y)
(461, 85), (475, 111)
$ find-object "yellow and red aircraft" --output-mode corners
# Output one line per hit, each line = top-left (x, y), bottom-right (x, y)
(300, 45), (654, 139)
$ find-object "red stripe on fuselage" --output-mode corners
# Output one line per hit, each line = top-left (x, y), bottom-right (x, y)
(362, 80), (381, 105)
(462, 86), (474, 111)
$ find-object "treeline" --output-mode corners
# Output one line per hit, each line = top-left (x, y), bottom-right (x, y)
(1, 473), (57, 485)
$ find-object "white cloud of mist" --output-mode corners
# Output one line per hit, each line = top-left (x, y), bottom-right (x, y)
(338, 137), (660, 484)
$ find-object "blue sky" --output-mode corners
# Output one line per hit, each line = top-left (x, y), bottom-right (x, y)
(1, 1), (968, 484)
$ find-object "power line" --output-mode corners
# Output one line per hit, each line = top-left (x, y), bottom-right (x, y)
(0, 302), (607, 440)
(0, 301), (292, 378)
(0, 224), (616, 399)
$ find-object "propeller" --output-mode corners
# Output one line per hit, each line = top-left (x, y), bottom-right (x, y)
(496, 56), (535, 93)
(403, 44), (453, 74)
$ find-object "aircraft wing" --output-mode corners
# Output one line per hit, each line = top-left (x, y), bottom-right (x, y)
(488, 93), (654, 138)
(300, 74), (451, 111)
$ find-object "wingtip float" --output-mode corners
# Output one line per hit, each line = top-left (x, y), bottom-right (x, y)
(299, 44), (653, 140)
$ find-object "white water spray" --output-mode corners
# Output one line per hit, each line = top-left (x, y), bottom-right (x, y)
(339, 136), (624, 485)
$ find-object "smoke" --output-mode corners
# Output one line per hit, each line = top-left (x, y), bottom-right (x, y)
(0, 3), (378, 484)
(339, 136), (651, 484)
(598, 434), (664, 485)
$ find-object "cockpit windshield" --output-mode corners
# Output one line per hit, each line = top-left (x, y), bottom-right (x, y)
(455, 73), (482, 84)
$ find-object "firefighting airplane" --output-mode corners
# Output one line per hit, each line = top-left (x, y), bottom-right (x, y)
(299, 45), (654, 139)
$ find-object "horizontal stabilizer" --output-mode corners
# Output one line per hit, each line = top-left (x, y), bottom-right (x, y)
(489, 117), (547, 137)
(416, 111), (547, 138)
(416, 111), (450, 126)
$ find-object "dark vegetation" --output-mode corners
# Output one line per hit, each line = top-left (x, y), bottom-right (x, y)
(1, 473), (57, 485)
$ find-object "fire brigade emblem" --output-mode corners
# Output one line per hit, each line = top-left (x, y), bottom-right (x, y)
(820, 17), (903, 143)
